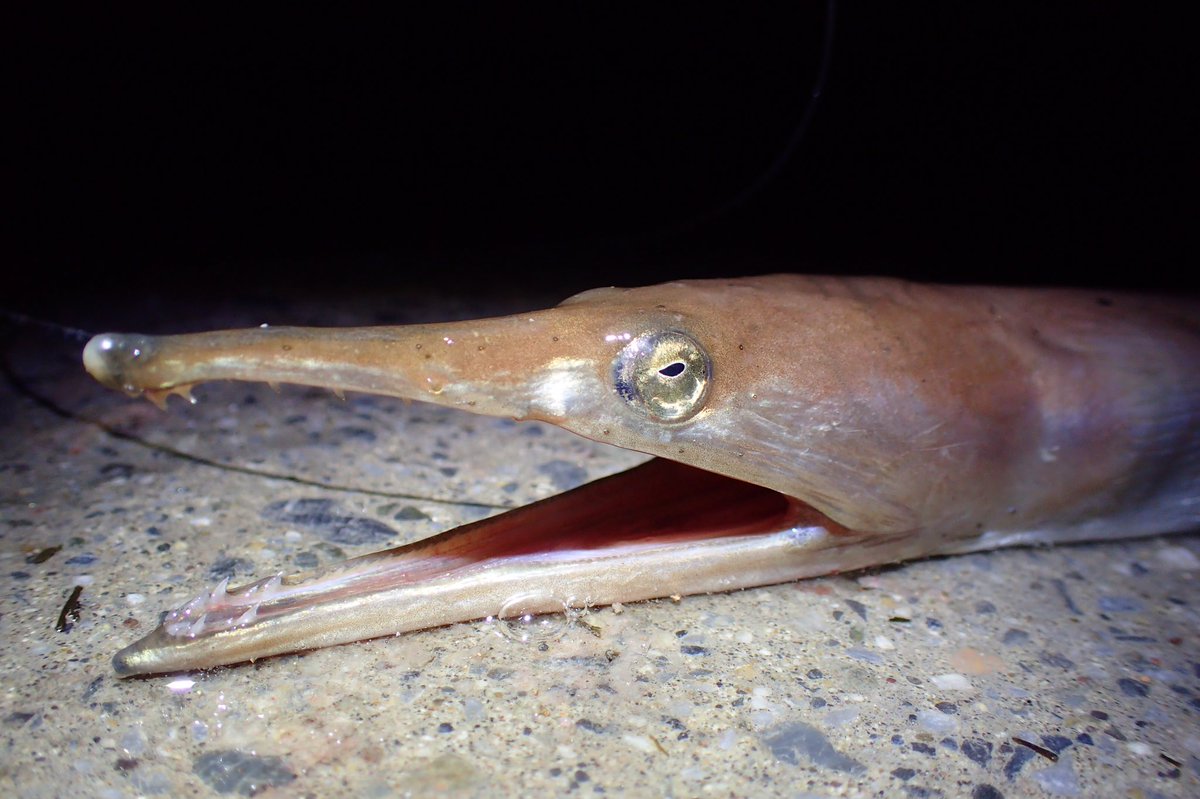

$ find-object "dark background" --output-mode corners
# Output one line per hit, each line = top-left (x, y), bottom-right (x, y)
(7, 3), (1195, 316)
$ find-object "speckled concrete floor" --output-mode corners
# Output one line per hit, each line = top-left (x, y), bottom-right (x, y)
(2, 289), (1197, 798)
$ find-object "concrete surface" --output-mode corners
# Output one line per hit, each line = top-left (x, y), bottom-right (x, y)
(2, 288), (1197, 798)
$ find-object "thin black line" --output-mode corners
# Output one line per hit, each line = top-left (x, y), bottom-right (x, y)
(1, 308), (95, 344)
(614, 0), (838, 247)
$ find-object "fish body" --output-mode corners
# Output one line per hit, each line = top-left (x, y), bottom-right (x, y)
(82, 276), (1200, 674)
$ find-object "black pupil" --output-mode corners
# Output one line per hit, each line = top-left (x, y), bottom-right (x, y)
(659, 361), (686, 378)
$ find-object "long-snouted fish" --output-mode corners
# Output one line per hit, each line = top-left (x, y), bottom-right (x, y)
(82, 275), (1200, 675)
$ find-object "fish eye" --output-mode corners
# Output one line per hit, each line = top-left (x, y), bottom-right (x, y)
(613, 330), (711, 422)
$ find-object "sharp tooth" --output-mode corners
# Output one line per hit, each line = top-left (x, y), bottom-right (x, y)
(261, 573), (284, 599)
(210, 577), (231, 601)
(235, 604), (260, 627)
(173, 592), (206, 619)
(187, 615), (208, 638)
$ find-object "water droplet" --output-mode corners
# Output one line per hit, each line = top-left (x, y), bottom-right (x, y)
(488, 591), (571, 644)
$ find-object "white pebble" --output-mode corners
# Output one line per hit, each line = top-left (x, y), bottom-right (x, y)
(125, 593), (146, 605)
(931, 673), (973, 690)
(1157, 545), (1199, 570)
(916, 709), (957, 733)
(167, 678), (195, 694)
(622, 734), (658, 754)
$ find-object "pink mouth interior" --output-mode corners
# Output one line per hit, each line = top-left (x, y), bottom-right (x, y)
(167, 459), (831, 637)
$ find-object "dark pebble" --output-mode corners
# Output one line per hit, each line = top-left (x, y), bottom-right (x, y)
(335, 426), (376, 442)
(538, 460), (588, 490)
(1039, 652), (1075, 669)
(207, 556), (255, 581)
(316, 515), (396, 546)
(82, 677), (104, 701)
(1040, 735), (1073, 754)
(763, 722), (866, 775)
(100, 463), (134, 480)
(1117, 678), (1149, 697)
(961, 739), (992, 768)
(193, 750), (295, 796)
(1002, 629), (1029, 646)
(393, 506), (430, 521)
(262, 498), (397, 545)
(1004, 747), (1036, 779)
(1098, 596), (1142, 613)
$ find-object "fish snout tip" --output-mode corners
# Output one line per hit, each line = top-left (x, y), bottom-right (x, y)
(83, 333), (154, 393)
(111, 628), (179, 677)
(111, 642), (144, 677)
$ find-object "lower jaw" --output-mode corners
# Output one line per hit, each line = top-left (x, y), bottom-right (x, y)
(113, 458), (866, 676)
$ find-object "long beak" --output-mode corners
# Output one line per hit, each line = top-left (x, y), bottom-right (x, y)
(82, 308), (607, 423)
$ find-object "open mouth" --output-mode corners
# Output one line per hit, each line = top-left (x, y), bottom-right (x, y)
(112, 458), (845, 676)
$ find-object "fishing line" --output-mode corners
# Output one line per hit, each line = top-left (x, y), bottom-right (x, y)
(605, 0), (838, 248)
